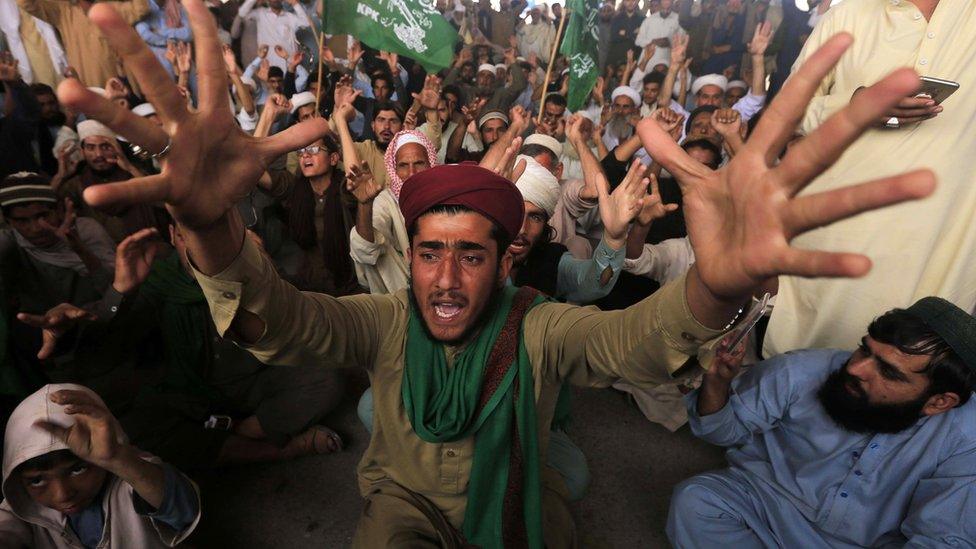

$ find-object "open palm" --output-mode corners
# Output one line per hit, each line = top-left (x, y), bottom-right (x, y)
(56, 1), (329, 230)
(637, 33), (935, 300)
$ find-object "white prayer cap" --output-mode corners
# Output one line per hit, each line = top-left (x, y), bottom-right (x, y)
(691, 74), (729, 96)
(515, 155), (561, 217)
(495, 63), (508, 72)
(478, 110), (510, 128)
(87, 87), (107, 98)
(454, 2), (466, 11)
(132, 103), (156, 117)
(516, 56), (527, 63)
(290, 91), (316, 114)
(727, 80), (748, 91)
(610, 85), (640, 106)
(77, 120), (117, 142)
(524, 133), (562, 159)
(392, 132), (426, 151)
(575, 110), (599, 124)
(478, 63), (496, 74)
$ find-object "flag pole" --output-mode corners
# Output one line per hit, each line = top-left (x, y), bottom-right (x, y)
(537, 8), (570, 126)
(314, 19), (326, 114)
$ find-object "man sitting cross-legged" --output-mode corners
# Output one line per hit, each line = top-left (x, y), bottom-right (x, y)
(670, 298), (976, 547)
(55, 1), (936, 546)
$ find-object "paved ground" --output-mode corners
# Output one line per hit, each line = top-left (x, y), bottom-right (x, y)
(187, 377), (726, 548)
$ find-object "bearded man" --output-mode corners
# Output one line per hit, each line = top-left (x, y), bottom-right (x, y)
(603, 86), (641, 150)
(60, 2), (936, 546)
(671, 298), (976, 547)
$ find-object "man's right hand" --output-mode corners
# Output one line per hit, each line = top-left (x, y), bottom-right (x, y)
(17, 304), (97, 360)
(854, 88), (943, 126)
(112, 228), (160, 294)
(55, 0), (329, 234)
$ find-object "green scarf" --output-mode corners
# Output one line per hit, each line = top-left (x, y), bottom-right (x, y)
(141, 253), (218, 399)
(402, 286), (546, 548)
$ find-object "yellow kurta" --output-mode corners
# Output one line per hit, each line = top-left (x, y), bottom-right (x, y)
(16, 0), (148, 89)
(765, 0), (976, 356)
(18, 8), (60, 87)
(193, 237), (722, 544)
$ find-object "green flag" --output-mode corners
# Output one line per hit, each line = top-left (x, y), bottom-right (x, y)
(559, 0), (600, 112)
(323, 0), (458, 73)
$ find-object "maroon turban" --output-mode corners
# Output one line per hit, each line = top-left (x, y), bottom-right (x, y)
(398, 164), (525, 246)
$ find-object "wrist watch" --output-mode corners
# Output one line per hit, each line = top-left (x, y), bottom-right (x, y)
(885, 116), (900, 129)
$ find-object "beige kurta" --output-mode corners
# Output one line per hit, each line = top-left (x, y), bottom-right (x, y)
(193, 237), (722, 543)
(348, 189), (410, 295)
(764, 0), (976, 356)
(16, 0), (149, 89)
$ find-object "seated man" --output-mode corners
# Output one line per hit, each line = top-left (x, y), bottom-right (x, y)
(21, 226), (345, 470)
(56, 120), (167, 242)
(64, 5), (937, 545)
(0, 383), (200, 547)
(670, 298), (976, 547)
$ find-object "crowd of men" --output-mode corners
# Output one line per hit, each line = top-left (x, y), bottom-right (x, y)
(0, 0), (974, 546)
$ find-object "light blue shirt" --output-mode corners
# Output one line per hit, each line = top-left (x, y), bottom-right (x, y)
(242, 57), (308, 107)
(135, 0), (192, 77)
(687, 349), (976, 547)
(556, 239), (624, 304)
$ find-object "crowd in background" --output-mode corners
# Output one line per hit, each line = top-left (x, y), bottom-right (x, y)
(1, 0), (975, 546)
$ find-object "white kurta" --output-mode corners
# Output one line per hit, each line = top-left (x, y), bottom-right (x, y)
(634, 12), (683, 69)
(236, 0), (311, 72)
(764, 0), (976, 356)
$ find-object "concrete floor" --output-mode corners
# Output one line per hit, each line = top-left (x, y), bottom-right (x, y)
(187, 381), (726, 548)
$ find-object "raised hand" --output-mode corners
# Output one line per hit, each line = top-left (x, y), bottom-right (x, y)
(509, 104), (530, 133)
(289, 50), (304, 71)
(333, 74), (361, 111)
(411, 74), (442, 110)
(636, 33), (936, 300)
(165, 40), (178, 67)
(221, 44), (239, 74)
(175, 41), (193, 73)
(257, 44), (269, 59)
(599, 159), (648, 249)
(17, 303), (97, 360)
(112, 228), (161, 294)
(346, 161), (383, 204)
(379, 50), (400, 75)
(274, 44), (289, 60)
(651, 107), (685, 141)
(748, 21), (773, 57)
(670, 32), (689, 66)
(320, 44), (336, 66)
(635, 174), (678, 226)
(348, 40), (364, 67)
(54, 0), (330, 233)
(255, 58), (271, 82)
(265, 93), (292, 117)
(36, 390), (126, 470)
(710, 108), (741, 138)
(37, 198), (77, 243)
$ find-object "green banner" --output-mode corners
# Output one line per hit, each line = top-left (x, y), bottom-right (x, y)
(558, 0), (600, 112)
(324, 0), (459, 72)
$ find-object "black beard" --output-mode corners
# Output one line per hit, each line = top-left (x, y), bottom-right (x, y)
(407, 278), (505, 347)
(817, 366), (930, 434)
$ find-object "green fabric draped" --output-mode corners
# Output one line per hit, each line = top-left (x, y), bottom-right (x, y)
(140, 253), (217, 399)
(402, 286), (545, 548)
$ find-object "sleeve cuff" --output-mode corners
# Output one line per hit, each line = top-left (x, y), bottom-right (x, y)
(685, 388), (736, 436)
(654, 273), (726, 374)
(188, 235), (264, 337)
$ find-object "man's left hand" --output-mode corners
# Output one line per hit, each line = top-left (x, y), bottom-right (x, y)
(638, 32), (936, 302)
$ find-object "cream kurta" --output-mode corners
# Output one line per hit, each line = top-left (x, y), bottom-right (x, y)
(764, 0), (976, 356)
(17, 0), (149, 89)
(193, 237), (722, 542)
